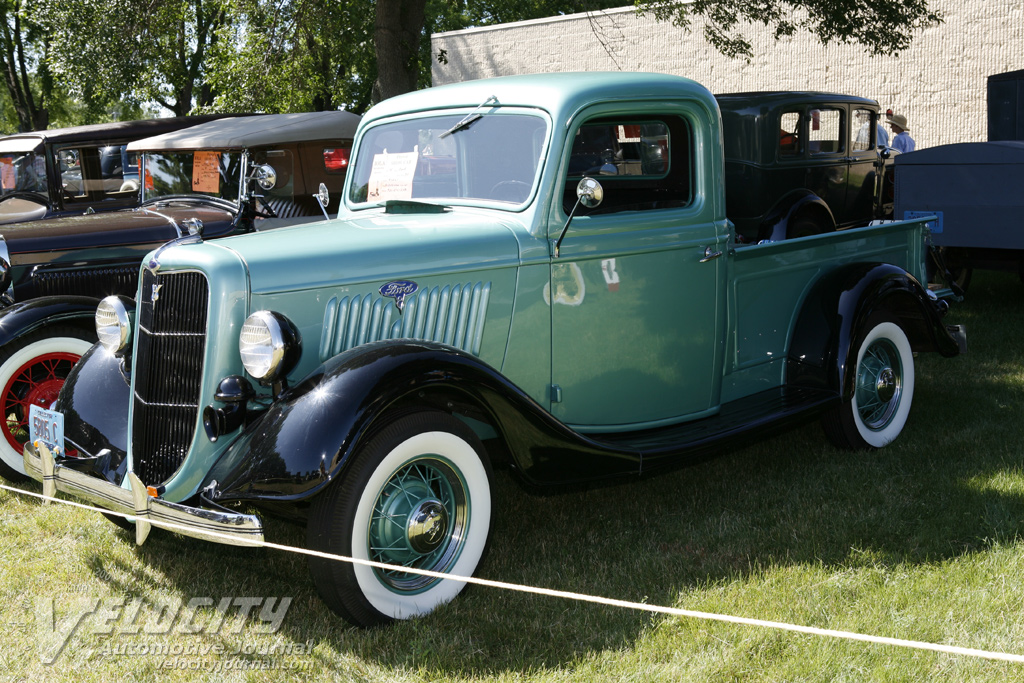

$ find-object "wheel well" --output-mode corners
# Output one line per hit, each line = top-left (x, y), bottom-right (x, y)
(380, 387), (510, 468)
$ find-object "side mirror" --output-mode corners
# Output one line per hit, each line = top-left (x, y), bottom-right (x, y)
(253, 164), (277, 191)
(313, 182), (330, 220)
(576, 176), (604, 208)
(555, 177), (605, 258)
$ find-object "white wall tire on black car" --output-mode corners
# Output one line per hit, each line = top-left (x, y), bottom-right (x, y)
(824, 314), (915, 450)
(0, 328), (94, 481)
(308, 410), (493, 627)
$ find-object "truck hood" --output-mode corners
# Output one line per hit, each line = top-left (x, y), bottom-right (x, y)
(0, 203), (235, 261)
(220, 208), (526, 294)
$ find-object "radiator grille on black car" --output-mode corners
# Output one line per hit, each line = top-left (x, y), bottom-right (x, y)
(28, 266), (139, 299)
(131, 269), (209, 485)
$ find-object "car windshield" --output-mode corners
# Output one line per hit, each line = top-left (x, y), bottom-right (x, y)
(348, 111), (548, 207)
(0, 151), (48, 200)
(141, 150), (242, 204)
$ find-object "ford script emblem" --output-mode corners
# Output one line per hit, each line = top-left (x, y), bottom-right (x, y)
(380, 280), (418, 313)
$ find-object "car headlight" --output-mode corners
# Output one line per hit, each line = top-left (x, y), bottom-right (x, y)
(96, 296), (133, 354)
(239, 311), (299, 382)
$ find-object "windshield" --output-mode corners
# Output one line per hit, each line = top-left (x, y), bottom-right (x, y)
(0, 151), (47, 199)
(348, 112), (548, 207)
(141, 151), (242, 204)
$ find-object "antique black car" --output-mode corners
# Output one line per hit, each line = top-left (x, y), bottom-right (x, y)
(716, 92), (896, 242)
(0, 110), (360, 480)
(0, 116), (234, 225)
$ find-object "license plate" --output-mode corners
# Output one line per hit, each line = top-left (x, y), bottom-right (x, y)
(29, 405), (65, 457)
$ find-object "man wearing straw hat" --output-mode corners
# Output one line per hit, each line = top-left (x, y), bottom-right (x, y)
(887, 112), (916, 153)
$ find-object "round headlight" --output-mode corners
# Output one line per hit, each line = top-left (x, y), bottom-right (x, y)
(239, 311), (297, 382)
(96, 296), (132, 354)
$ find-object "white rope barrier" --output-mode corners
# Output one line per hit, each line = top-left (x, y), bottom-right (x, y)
(3, 481), (1023, 664)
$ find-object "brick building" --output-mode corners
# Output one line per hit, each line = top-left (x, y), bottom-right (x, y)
(431, 3), (1024, 147)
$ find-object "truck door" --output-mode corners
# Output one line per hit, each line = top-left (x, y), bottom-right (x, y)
(548, 110), (728, 429)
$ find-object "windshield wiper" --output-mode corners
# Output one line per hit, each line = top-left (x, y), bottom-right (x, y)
(439, 95), (498, 139)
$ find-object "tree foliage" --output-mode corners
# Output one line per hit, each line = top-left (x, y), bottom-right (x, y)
(636, 0), (942, 59)
(33, 0), (227, 116)
(0, 0), (942, 131)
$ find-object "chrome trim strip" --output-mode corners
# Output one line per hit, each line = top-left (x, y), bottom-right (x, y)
(24, 443), (263, 547)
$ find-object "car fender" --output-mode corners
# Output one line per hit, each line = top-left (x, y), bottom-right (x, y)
(759, 189), (836, 242)
(787, 262), (960, 401)
(207, 340), (642, 504)
(0, 296), (100, 347)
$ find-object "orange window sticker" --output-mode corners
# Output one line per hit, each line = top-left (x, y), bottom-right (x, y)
(144, 168), (154, 190)
(192, 151), (221, 193)
(367, 147), (419, 202)
(0, 160), (14, 190)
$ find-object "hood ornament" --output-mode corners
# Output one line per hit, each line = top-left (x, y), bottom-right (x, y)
(380, 280), (418, 313)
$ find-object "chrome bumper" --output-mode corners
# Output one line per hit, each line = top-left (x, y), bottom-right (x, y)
(23, 442), (263, 547)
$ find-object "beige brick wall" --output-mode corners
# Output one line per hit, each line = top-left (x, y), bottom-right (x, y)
(431, 3), (1024, 147)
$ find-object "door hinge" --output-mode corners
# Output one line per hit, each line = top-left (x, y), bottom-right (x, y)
(550, 385), (562, 403)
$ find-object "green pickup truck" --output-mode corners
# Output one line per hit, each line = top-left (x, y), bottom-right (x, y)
(24, 72), (962, 628)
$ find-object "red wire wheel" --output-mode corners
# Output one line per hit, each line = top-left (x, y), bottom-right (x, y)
(1, 351), (81, 454)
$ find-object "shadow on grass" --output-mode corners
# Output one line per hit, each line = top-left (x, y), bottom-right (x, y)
(73, 271), (1024, 675)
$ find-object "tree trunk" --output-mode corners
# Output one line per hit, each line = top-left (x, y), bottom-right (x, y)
(372, 0), (426, 103)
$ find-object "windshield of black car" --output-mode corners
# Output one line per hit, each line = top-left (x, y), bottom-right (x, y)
(141, 151), (242, 204)
(0, 151), (47, 200)
(347, 111), (548, 207)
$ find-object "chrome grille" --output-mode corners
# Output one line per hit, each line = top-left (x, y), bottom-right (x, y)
(320, 282), (491, 360)
(30, 266), (138, 298)
(131, 270), (208, 485)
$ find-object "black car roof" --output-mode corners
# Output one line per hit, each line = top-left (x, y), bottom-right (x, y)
(0, 113), (247, 148)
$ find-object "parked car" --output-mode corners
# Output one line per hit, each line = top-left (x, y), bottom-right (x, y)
(23, 73), (961, 627)
(0, 116), (238, 225)
(715, 92), (896, 242)
(0, 110), (360, 480)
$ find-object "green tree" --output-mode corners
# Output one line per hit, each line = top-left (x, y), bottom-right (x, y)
(636, 0), (942, 59)
(202, 0), (376, 115)
(0, 0), (49, 130)
(34, 0), (227, 116)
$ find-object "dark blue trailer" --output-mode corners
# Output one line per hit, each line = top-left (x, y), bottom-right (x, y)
(894, 141), (1024, 285)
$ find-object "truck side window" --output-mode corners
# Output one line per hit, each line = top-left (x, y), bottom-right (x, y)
(808, 108), (843, 155)
(779, 111), (801, 156)
(563, 116), (690, 215)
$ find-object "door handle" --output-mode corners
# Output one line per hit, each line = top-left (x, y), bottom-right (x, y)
(700, 246), (723, 263)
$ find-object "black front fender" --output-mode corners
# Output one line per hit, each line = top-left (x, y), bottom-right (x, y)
(787, 262), (960, 401)
(207, 341), (642, 503)
(0, 295), (100, 347)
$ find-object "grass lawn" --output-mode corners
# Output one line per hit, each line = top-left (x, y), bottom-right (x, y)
(2, 270), (1024, 682)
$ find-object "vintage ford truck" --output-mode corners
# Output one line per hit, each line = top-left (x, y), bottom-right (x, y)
(23, 73), (962, 627)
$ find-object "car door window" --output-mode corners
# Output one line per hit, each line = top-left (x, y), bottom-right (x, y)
(779, 111), (802, 156)
(808, 109), (843, 155)
(562, 116), (690, 215)
(852, 108), (878, 152)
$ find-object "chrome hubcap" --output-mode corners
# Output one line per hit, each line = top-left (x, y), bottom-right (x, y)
(856, 339), (902, 431)
(407, 500), (449, 553)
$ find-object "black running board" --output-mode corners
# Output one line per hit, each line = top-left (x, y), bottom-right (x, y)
(590, 385), (839, 475)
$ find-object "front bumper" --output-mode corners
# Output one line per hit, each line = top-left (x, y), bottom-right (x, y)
(23, 442), (263, 547)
